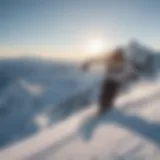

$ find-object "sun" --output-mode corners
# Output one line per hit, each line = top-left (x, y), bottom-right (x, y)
(86, 39), (106, 55)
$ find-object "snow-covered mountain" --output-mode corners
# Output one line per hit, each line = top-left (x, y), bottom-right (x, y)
(0, 41), (160, 160)
(125, 40), (159, 77)
(0, 58), (99, 149)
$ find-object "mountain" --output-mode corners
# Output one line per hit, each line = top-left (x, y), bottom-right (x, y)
(125, 40), (160, 78)
(0, 41), (160, 159)
(0, 58), (99, 149)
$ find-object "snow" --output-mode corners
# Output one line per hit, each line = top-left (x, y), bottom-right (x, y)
(0, 43), (160, 160)
(0, 58), (98, 150)
(0, 80), (160, 160)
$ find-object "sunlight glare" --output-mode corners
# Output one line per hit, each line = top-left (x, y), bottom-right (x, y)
(86, 39), (106, 55)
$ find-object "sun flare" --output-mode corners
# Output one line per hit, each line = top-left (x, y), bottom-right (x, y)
(86, 39), (106, 55)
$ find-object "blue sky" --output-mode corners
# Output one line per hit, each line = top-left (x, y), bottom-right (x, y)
(0, 0), (160, 56)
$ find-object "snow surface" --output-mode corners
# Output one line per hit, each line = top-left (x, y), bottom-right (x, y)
(0, 81), (160, 160)
(0, 43), (160, 160)
(0, 58), (99, 150)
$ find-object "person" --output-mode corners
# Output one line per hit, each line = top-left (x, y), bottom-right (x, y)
(82, 47), (139, 115)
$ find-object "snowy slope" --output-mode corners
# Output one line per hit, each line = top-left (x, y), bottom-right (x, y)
(0, 42), (160, 160)
(0, 81), (160, 160)
(0, 58), (99, 149)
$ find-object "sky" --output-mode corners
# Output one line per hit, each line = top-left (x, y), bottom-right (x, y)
(0, 0), (160, 58)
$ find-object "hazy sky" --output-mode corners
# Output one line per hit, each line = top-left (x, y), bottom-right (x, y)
(0, 0), (160, 57)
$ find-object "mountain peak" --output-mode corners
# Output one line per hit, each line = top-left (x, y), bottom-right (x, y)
(127, 39), (153, 54)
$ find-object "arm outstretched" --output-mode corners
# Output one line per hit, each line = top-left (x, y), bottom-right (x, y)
(81, 55), (108, 71)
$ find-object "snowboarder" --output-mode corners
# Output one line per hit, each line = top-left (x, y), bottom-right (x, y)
(82, 47), (139, 115)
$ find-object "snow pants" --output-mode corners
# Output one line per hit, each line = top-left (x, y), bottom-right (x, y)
(99, 78), (120, 113)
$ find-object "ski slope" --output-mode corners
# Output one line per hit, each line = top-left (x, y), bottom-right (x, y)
(0, 42), (160, 160)
(0, 81), (160, 160)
